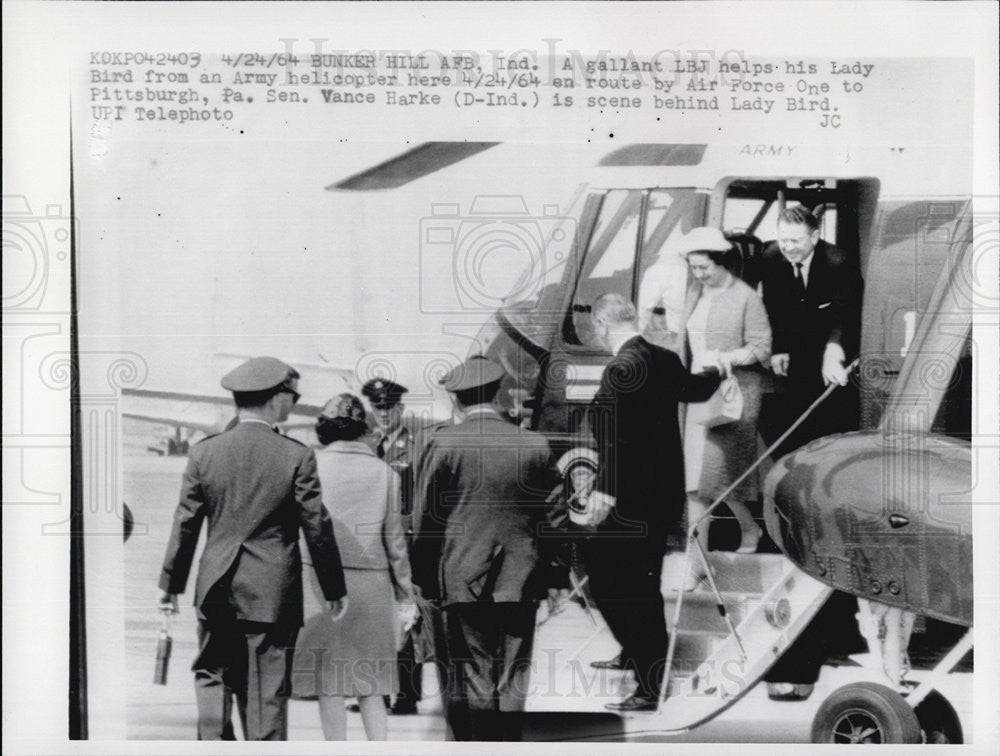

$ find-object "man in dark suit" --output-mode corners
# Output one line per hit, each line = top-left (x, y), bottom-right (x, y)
(158, 357), (348, 740)
(411, 356), (557, 741)
(757, 206), (865, 694)
(585, 293), (720, 712)
(758, 205), (864, 455)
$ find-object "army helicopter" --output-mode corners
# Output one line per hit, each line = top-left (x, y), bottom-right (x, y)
(330, 141), (979, 743)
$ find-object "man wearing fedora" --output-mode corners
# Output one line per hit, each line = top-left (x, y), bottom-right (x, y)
(157, 356), (348, 740)
(411, 356), (557, 741)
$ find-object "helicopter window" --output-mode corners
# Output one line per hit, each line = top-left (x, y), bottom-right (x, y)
(585, 190), (643, 278)
(931, 328), (972, 441)
(725, 199), (839, 246)
(563, 188), (702, 347)
(635, 190), (695, 347)
(639, 189), (692, 275)
(724, 197), (776, 237)
(565, 190), (644, 346)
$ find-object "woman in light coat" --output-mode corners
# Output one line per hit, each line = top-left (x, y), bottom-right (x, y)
(292, 393), (415, 740)
(680, 229), (772, 586)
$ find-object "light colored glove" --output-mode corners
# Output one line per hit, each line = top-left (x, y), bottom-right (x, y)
(770, 353), (790, 376)
(821, 343), (849, 386)
(328, 596), (349, 622)
(717, 350), (735, 378)
(398, 601), (418, 632)
(586, 490), (615, 526)
(158, 592), (178, 615)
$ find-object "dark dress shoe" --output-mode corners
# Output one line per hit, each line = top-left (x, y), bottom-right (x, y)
(604, 693), (659, 712)
(390, 700), (418, 715)
(590, 653), (626, 670)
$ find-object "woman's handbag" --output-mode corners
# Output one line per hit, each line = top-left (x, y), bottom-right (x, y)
(698, 375), (743, 427)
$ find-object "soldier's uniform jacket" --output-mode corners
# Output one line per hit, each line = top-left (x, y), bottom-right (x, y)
(370, 420), (422, 517)
(411, 408), (558, 606)
(159, 421), (347, 626)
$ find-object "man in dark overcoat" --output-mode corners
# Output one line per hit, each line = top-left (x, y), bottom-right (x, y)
(158, 357), (347, 740)
(585, 293), (720, 712)
(411, 356), (557, 741)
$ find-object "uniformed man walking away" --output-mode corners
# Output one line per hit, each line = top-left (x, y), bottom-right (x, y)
(157, 357), (348, 740)
(412, 356), (557, 741)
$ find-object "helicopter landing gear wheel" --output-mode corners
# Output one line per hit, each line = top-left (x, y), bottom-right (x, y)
(811, 682), (921, 744)
(914, 690), (963, 744)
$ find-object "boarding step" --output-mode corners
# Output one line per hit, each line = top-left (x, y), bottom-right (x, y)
(663, 592), (746, 636)
(668, 631), (717, 672)
(660, 551), (787, 595)
(526, 552), (816, 715)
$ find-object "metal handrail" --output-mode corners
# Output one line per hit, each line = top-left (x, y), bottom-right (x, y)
(658, 359), (859, 710)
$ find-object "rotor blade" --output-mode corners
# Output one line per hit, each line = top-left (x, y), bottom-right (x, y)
(327, 142), (500, 191)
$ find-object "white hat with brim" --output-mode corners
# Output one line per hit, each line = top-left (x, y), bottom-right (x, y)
(677, 226), (732, 256)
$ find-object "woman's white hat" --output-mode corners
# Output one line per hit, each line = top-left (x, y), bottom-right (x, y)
(677, 226), (732, 255)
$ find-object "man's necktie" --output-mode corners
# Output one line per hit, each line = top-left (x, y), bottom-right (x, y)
(376, 433), (387, 459)
(792, 262), (806, 300)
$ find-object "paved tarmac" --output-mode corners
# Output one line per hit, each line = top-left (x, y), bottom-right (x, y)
(119, 453), (966, 744)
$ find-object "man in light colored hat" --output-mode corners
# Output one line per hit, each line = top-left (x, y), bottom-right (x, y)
(411, 356), (558, 741)
(157, 356), (348, 740)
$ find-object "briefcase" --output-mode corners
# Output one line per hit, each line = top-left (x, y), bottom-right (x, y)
(153, 626), (172, 685)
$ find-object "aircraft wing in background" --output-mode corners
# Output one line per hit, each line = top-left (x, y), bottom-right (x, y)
(122, 387), (325, 420)
(122, 411), (224, 437)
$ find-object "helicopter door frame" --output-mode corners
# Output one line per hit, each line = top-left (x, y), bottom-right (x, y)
(536, 187), (708, 441)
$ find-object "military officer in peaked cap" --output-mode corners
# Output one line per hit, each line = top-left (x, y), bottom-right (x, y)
(158, 356), (348, 740)
(412, 356), (558, 741)
(360, 377), (429, 715)
(362, 378), (407, 418)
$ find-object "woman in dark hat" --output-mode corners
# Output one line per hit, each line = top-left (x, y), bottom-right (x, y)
(292, 393), (415, 740)
(679, 228), (772, 580)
